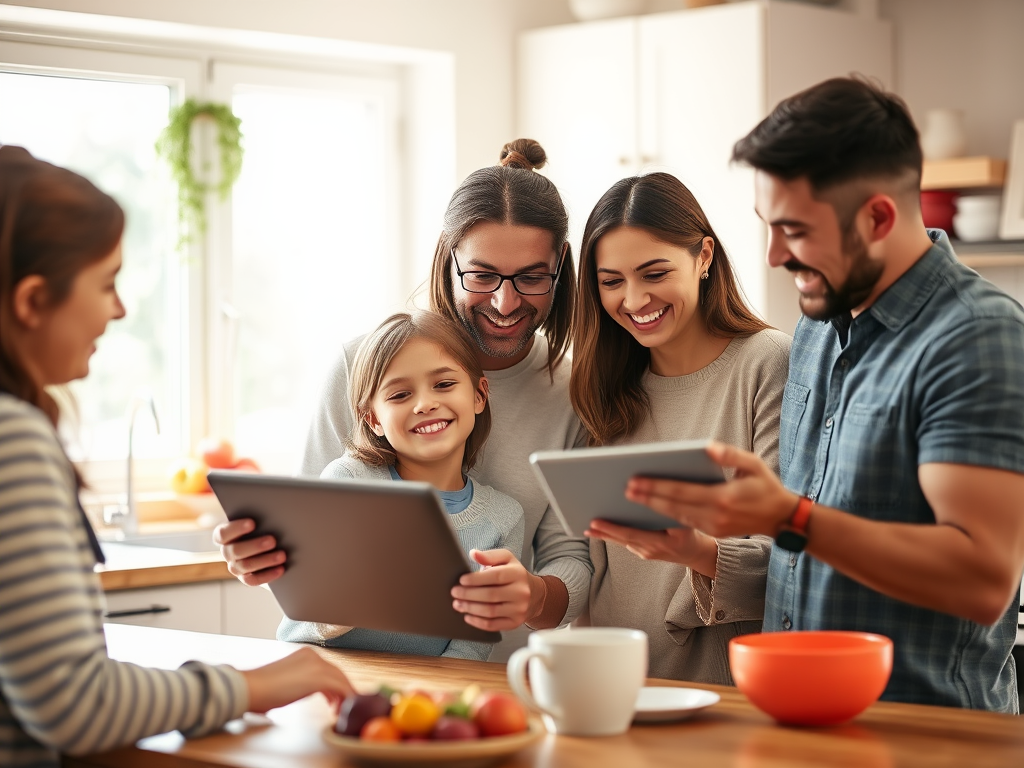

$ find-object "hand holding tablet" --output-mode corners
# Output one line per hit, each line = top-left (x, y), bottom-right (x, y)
(528, 439), (726, 537)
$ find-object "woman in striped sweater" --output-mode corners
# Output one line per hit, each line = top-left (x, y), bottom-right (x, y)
(0, 145), (355, 768)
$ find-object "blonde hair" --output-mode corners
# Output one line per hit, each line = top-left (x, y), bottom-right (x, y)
(347, 311), (491, 470)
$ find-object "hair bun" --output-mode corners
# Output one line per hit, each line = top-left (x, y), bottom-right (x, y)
(499, 138), (547, 171)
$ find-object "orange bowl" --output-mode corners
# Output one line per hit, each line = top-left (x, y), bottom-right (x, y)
(729, 631), (893, 726)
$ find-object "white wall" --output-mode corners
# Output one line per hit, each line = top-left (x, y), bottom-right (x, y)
(880, 0), (1024, 160)
(4, 0), (572, 181)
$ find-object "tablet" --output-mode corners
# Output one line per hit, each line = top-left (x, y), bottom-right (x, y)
(528, 439), (726, 537)
(207, 471), (500, 645)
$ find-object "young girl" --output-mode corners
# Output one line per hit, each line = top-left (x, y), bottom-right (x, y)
(0, 146), (354, 768)
(277, 311), (526, 660)
(571, 172), (791, 685)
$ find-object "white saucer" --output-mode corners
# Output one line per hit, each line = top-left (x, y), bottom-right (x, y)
(633, 686), (721, 723)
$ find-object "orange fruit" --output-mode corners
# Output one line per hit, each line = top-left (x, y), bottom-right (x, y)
(360, 716), (401, 742)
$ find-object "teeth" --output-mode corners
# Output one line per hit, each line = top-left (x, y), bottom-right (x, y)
(414, 421), (450, 434)
(488, 315), (520, 328)
(629, 308), (667, 324)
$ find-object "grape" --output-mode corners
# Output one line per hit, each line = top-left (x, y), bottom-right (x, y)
(335, 693), (392, 737)
(432, 716), (481, 741)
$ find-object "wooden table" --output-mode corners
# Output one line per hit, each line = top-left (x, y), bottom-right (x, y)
(63, 624), (1024, 768)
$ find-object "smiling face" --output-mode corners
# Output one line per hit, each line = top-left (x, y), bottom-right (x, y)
(450, 221), (562, 369)
(20, 244), (126, 387)
(365, 337), (487, 472)
(594, 226), (711, 355)
(755, 172), (883, 321)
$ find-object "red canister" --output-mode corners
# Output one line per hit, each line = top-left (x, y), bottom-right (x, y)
(920, 190), (958, 235)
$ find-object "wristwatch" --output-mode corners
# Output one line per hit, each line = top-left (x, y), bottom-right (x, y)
(775, 496), (813, 553)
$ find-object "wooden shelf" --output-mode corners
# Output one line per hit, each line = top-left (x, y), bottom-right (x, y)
(922, 157), (1006, 191)
(952, 239), (1024, 268)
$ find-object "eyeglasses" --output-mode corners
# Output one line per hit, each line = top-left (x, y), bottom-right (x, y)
(450, 248), (563, 296)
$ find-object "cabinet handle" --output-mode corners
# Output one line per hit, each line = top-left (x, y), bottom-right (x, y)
(104, 604), (172, 618)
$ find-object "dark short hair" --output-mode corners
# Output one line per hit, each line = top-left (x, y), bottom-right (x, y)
(732, 77), (922, 193)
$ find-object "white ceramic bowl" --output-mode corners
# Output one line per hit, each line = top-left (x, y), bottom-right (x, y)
(956, 194), (1002, 215)
(568, 0), (647, 21)
(953, 211), (1001, 242)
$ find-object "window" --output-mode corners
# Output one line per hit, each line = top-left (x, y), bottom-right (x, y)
(0, 45), (202, 481)
(208, 63), (405, 472)
(0, 17), (439, 492)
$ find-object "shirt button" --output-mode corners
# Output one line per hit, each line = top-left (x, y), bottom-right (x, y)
(782, 615), (792, 630)
(789, 554), (797, 567)
(825, 416), (834, 428)
(841, 359), (849, 368)
(715, 610), (726, 622)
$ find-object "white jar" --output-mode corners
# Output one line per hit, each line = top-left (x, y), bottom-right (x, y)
(920, 108), (968, 161)
(568, 0), (647, 20)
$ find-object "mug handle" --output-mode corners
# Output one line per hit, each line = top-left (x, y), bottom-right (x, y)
(507, 647), (561, 720)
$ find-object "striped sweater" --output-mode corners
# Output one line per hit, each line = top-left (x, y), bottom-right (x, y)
(0, 394), (248, 768)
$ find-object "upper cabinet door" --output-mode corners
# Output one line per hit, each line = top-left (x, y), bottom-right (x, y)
(518, 18), (639, 252)
(638, 4), (766, 318)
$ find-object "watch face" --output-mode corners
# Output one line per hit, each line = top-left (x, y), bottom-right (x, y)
(775, 529), (807, 553)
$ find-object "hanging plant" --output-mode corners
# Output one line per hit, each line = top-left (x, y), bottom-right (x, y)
(155, 99), (244, 248)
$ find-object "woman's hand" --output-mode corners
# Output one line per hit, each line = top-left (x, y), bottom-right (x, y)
(449, 549), (534, 632)
(240, 646), (355, 715)
(212, 519), (287, 587)
(586, 520), (719, 579)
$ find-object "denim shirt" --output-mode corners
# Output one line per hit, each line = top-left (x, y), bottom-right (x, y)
(767, 230), (1024, 712)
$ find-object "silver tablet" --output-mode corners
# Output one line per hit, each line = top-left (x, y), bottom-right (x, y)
(529, 439), (726, 537)
(207, 471), (501, 645)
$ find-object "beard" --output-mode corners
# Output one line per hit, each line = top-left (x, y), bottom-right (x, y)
(789, 228), (884, 322)
(456, 301), (546, 360)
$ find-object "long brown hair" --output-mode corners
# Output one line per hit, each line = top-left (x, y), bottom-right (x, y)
(428, 138), (575, 377)
(347, 311), (492, 471)
(571, 172), (768, 446)
(0, 145), (125, 428)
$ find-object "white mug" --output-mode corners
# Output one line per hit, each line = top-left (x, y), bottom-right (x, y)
(507, 627), (648, 736)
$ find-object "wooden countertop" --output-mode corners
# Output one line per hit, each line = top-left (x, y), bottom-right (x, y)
(62, 624), (1024, 768)
(96, 543), (232, 591)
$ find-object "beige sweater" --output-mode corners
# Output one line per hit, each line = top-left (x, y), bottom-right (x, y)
(582, 329), (791, 684)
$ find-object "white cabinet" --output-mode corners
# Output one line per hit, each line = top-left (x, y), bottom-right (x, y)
(104, 582), (222, 634)
(104, 581), (283, 639)
(221, 580), (284, 640)
(519, 1), (893, 334)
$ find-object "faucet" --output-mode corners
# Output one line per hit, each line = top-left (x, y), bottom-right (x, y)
(103, 393), (160, 539)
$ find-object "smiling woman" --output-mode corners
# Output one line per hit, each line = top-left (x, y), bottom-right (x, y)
(570, 171), (791, 684)
(0, 146), (356, 768)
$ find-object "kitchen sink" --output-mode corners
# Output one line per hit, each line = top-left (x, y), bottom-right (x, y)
(103, 528), (219, 553)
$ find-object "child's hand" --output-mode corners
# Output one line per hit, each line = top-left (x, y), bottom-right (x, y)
(450, 549), (534, 632)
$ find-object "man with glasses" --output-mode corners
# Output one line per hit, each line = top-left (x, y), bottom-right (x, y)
(215, 142), (593, 662)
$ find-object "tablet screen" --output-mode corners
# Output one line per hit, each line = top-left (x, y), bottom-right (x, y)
(529, 439), (725, 536)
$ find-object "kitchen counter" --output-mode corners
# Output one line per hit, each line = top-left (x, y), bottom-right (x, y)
(62, 624), (1024, 768)
(96, 542), (231, 591)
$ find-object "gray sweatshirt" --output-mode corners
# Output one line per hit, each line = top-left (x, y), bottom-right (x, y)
(582, 330), (791, 684)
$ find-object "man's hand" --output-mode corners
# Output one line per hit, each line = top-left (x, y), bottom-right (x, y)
(585, 520), (719, 578)
(213, 519), (287, 587)
(450, 549), (533, 632)
(624, 441), (797, 538)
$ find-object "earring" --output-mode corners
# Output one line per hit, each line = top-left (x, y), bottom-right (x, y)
(701, 270), (709, 280)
